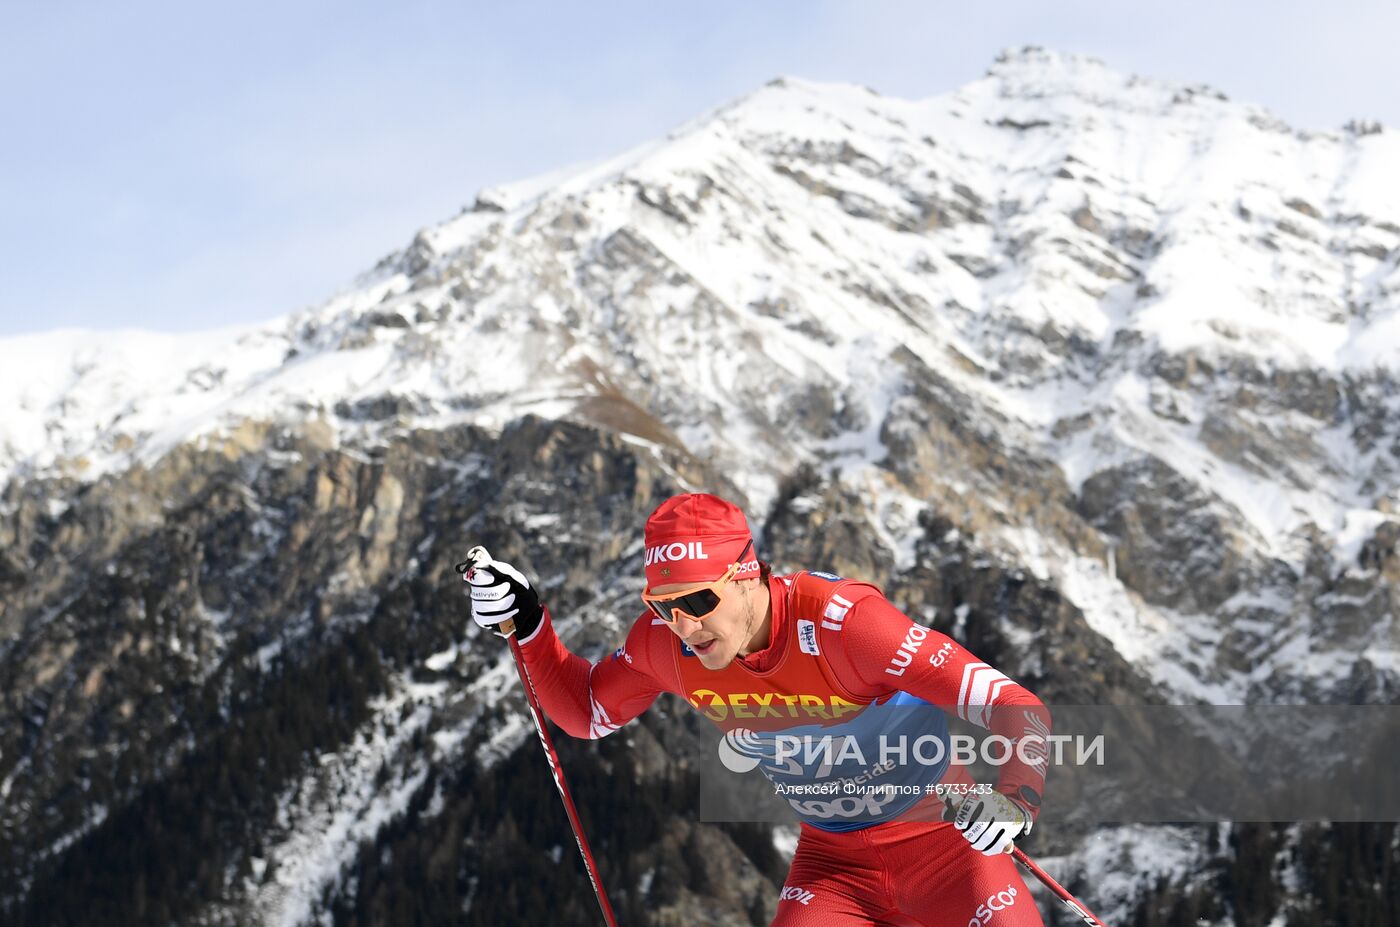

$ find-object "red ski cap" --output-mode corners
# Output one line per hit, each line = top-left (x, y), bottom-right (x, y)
(644, 493), (759, 589)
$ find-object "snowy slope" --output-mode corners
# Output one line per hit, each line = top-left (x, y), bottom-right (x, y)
(6, 48), (1399, 703)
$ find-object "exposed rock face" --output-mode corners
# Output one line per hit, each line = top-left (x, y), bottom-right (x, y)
(3, 47), (1399, 925)
(1077, 457), (1255, 614)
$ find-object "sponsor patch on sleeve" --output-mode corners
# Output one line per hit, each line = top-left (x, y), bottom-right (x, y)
(808, 571), (842, 582)
(797, 619), (820, 656)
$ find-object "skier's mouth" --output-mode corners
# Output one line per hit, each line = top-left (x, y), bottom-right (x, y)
(690, 639), (718, 655)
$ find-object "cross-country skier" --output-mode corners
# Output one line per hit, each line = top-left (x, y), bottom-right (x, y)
(465, 492), (1050, 925)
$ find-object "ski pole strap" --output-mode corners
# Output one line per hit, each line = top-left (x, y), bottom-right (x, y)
(504, 633), (620, 927)
(1011, 848), (1110, 927)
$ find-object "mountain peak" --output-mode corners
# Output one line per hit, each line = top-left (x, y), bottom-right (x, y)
(975, 44), (1238, 123)
(989, 44), (1111, 76)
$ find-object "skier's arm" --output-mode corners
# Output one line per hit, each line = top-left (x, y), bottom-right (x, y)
(462, 553), (676, 740)
(826, 592), (1051, 818)
(514, 608), (674, 740)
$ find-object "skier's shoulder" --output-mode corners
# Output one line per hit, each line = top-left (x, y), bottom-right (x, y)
(624, 608), (676, 647)
(610, 609), (679, 675)
(778, 569), (887, 625)
(776, 570), (899, 694)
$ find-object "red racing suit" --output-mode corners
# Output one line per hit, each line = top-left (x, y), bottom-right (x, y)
(517, 567), (1051, 926)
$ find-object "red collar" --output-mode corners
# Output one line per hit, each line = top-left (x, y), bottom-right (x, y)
(736, 570), (786, 672)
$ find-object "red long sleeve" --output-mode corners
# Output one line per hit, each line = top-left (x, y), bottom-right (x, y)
(514, 606), (679, 740)
(819, 591), (1051, 817)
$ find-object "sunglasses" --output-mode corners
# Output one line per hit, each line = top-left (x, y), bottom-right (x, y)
(641, 540), (754, 624)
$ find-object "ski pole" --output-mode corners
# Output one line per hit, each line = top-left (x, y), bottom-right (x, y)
(940, 791), (1109, 926)
(1011, 847), (1109, 927)
(464, 546), (619, 927)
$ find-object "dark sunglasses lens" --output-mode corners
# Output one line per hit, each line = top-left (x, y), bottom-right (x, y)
(673, 589), (720, 619)
(646, 599), (675, 623)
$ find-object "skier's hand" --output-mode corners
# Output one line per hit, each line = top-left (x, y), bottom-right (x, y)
(948, 790), (1031, 856)
(456, 546), (543, 640)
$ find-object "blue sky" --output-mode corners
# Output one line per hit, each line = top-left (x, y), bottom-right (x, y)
(2, 1), (1397, 335)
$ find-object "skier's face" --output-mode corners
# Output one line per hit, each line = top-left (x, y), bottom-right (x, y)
(652, 577), (767, 670)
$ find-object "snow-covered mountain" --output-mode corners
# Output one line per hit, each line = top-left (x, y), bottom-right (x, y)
(3, 48), (1398, 925)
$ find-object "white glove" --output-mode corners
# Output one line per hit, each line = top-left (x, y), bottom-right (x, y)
(456, 546), (542, 638)
(950, 790), (1032, 856)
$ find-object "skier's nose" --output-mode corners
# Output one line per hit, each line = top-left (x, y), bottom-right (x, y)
(672, 614), (703, 637)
